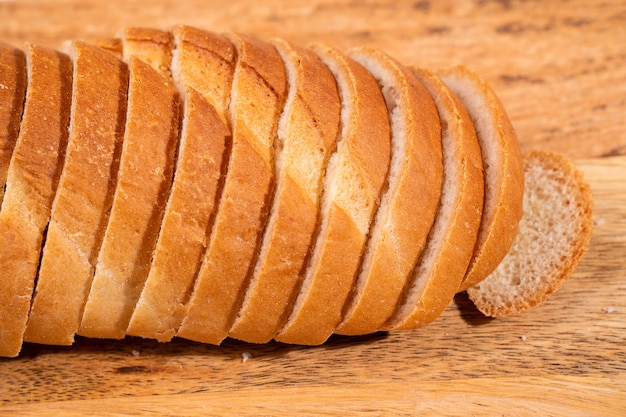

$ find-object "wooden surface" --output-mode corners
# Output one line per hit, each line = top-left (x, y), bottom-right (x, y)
(0, 0), (625, 415)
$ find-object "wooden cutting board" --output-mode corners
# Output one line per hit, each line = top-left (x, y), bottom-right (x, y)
(0, 0), (625, 415)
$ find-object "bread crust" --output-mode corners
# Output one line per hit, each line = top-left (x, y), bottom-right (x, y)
(177, 33), (287, 345)
(121, 27), (173, 80)
(274, 44), (392, 345)
(334, 48), (443, 337)
(24, 41), (129, 345)
(0, 44), (72, 357)
(438, 65), (525, 292)
(127, 87), (229, 342)
(171, 25), (236, 126)
(467, 150), (594, 317)
(385, 67), (484, 330)
(0, 42), (26, 206)
(228, 39), (341, 344)
(78, 57), (179, 339)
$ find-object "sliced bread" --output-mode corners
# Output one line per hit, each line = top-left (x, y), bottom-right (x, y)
(176, 33), (287, 345)
(274, 44), (392, 345)
(438, 65), (525, 292)
(228, 38), (341, 344)
(126, 87), (229, 342)
(78, 57), (180, 339)
(333, 47), (443, 337)
(0, 42), (26, 206)
(23, 41), (129, 345)
(467, 150), (594, 317)
(0, 44), (72, 357)
(385, 67), (484, 330)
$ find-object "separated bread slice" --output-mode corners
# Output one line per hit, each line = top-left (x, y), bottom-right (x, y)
(0, 42), (27, 206)
(121, 27), (173, 80)
(171, 25), (236, 126)
(177, 33), (287, 345)
(228, 39), (341, 344)
(385, 67), (484, 331)
(23, 41), (128, 345)
(467, 150), (593, 317)
(332, 48), (443, 337)
(438, 65), (525, 292)
(0, 44), (72, 357)
(126, 87), (229, 342)
(78, 57), (179, 339)
(274, 44), (391, 345)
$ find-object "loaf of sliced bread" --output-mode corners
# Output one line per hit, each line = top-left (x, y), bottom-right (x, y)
(228, 38), (341, 343)
(24, 41), (128, 345)
(78, 57), (179, 339)
(467, 150), (593, 317)
(0, 44), (72, 357)
(274, 44), (392, 345)
(0, 42), (26, 206)
(334, 47), (443, 337)
(385, 67), (484, 330)
(126, 87), (229, 342)
(438, 65), (525, 293)
(177, 33), (287, 345)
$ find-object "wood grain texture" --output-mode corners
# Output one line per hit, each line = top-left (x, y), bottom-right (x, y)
(0, 0), (624, 414)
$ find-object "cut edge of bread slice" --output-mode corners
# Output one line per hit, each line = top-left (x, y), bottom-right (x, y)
(334, 47), (443, 337)
(126, 86), (229, 342)
(78, 57), (180, 339)
(24, 41), (128, 345)
(385, 67), (484, 331)
(0, 41), (27, 207)
(0, 43), (72, 357)
(176, 33), (287, 345)
(438, 65), (525, 293)
(228, 38), (341, 344)
(121, 27), (174, 80)
(467, 150), (594, 317)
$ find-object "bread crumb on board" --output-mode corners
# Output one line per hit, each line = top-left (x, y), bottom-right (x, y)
(602, 306), (616, 314)
(519, 335), (527, 342)
(241, 352), (252, 363)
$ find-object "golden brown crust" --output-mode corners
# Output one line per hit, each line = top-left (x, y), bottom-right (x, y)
(127, 87), (229, 342)
(228, 39), (341, 344)
(171, 25), (236, 126)
(23, 41), (129, 345)
(78, 57), (179, 339)
(176, 33), (287, 345)
(467, 150), (594, 317)
(0, 44), (72, 357)
(386, 67), (484, 330)
(438, 65), (525, 292)
(275, 45), (392, 345)
(334, 48), (443, 337)
(83, 38), (123, 58)
(121, 27), (173, 80)
(0, 42), (26, 206)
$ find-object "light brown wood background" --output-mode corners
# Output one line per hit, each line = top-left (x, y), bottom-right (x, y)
(1, 0), (625, 415)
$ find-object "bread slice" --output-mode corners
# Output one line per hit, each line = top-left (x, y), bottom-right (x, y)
(83, 38), (123, 58)
(126, 87), (229, 342)
(23, 41), (128, 345)
(467, 150), (593, 317)
(332, 47), (443, 337)
(0, 42), (27, 206)
(385, 67), (484, 331)
(78, 57), (179, 339)
(438, 65), (525, 292)
(228, 39), (341, 344)
(0, 44), (72, 357)
(121, 27), (173, 80)
(273, 45), (391, 345)
(171, 25), (236, 126)
(176, 33), (287, 345)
